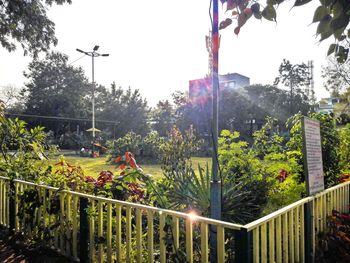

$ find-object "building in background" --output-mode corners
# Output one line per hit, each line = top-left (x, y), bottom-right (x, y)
(189, 72), (250, 105)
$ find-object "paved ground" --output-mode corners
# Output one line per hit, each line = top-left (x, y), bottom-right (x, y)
(0, 241), (27, 263)
(0, 235), (72, 263)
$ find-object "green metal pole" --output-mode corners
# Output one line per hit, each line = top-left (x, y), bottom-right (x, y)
(79, 197), (89, 262)
(210, 0), (222, 262)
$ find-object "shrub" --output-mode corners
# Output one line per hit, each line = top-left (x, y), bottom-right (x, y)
(107, 131), (163, 164)
(339, 124), (350, 173)
(316, 210), (350, 262)
(287, 112), (341, 187)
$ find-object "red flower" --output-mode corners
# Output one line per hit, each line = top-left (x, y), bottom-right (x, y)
(97, 170), (113, 183)
(129, 157), (137, 169)
(115, 156), (122, 163)
(276, 169), (289, 183)
(84, 176), (96, 183)
(125, 152), (133, 163)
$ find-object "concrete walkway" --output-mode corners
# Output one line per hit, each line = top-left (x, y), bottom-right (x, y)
(0, 241), (27, 263)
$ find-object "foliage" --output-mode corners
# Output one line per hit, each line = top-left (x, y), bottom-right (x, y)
(160, 126), (202, 175)
(39, 156), (94, 193)
(250, 116), (305, 213)
(21, 51), (90, 135)
(0, 0), (72, 57)
(252, 117), (284, 157)
(218, 129), (270, 222)
(316, 210), (350, 262)
(96, 83), (150, 138)
(181, 83), (311, 144)
(151, 100), (174, 137)
(219, 0), (350, 62)
(107, 131), (142, 161)
(287, 112), (341, 187)
(0, 115), (52, 182)
(107, 131), (163, 164)
(322, 56), (350, 97)
(339, 124), (350, 172)
(274, 59), (314, 113)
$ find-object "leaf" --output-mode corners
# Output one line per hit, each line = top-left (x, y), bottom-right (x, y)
(226, 0), (237, 11)
(254, 12), (262, 19)
(316, 15), (331, 35)
(327, 44), (337, 56)
(294, 0), (312, 6)
(219, 18), (233, 30)
(319, 0), (333, 6)
(262, 5), (276, 21)
(267, 0), (277, 5)
(332, 1), (343, 18)
(334, 27), (346, 40)
(238, 14), (247, 26)
(330, 14), (349, 31)
(251, 3), (260, 14)
(320, 30), (333, 41)
(312, 6), (329, 23)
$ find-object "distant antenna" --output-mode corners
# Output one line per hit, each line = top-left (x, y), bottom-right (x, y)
(307, 60), (315, 103)
(205, 31), (213, 76)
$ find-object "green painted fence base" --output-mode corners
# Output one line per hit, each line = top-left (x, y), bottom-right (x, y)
(79, 197), (89, 263)
(304, 202), (314, 263)
(234, 228), (252, 263)
(9, 181), (16, 234)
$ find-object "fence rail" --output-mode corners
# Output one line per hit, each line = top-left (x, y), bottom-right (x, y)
(0, 176), (349, 262)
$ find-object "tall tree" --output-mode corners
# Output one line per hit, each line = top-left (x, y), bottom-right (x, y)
(172, 91), (198, 133)
(21, 51), (90, 133)
(321, 57), (350, 123)
(274, 59), (311, 114)
(96, 83), (150, 138)
(151, 100), (174, 137)
(0, 0), (72, 57)
(322, 56), (350, 97)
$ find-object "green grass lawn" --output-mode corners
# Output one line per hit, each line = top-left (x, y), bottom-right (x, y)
(49, 155), (211, 180)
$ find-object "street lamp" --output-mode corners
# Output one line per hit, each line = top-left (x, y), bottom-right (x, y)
(76, 45), (109, 157)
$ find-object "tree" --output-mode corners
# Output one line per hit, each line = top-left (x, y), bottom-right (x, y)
(150, 100), (174, 137)
(96, 83), (150, 138)
(322, 56), (350, 97)
(321, 57), (350, 122)
(274, 59), (311, 114)
(0, 0), (72, 57)
(219, 0), (350, 62)
(21, 51), (90, 134)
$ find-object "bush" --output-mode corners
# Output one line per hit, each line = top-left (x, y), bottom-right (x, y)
(287, 112), (341, 187)
(339, 124), (350, 173)
(316, 210), (350, 262)
(107, 131), (163, 164)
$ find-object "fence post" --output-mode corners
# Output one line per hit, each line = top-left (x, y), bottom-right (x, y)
(304, 201), (314, 263)
(234, 227), (252, 263)
(80, 197), (89, 263)
(9, 180), (16, 234)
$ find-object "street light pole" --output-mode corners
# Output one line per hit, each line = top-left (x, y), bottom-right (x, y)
(76, 46), (109, 157)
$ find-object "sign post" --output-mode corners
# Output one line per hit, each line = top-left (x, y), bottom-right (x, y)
(302, 117), (324, 196)
(302, 116), (324, 263)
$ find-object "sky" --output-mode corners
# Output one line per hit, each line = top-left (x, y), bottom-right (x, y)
(0, 0), (333, 107)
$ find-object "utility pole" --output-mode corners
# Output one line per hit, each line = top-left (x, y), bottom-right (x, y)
(76, 46), (109, 157)
(210, 0), (221, 262)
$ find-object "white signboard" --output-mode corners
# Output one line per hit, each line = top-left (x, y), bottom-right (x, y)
(303, 117), (325, 195)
